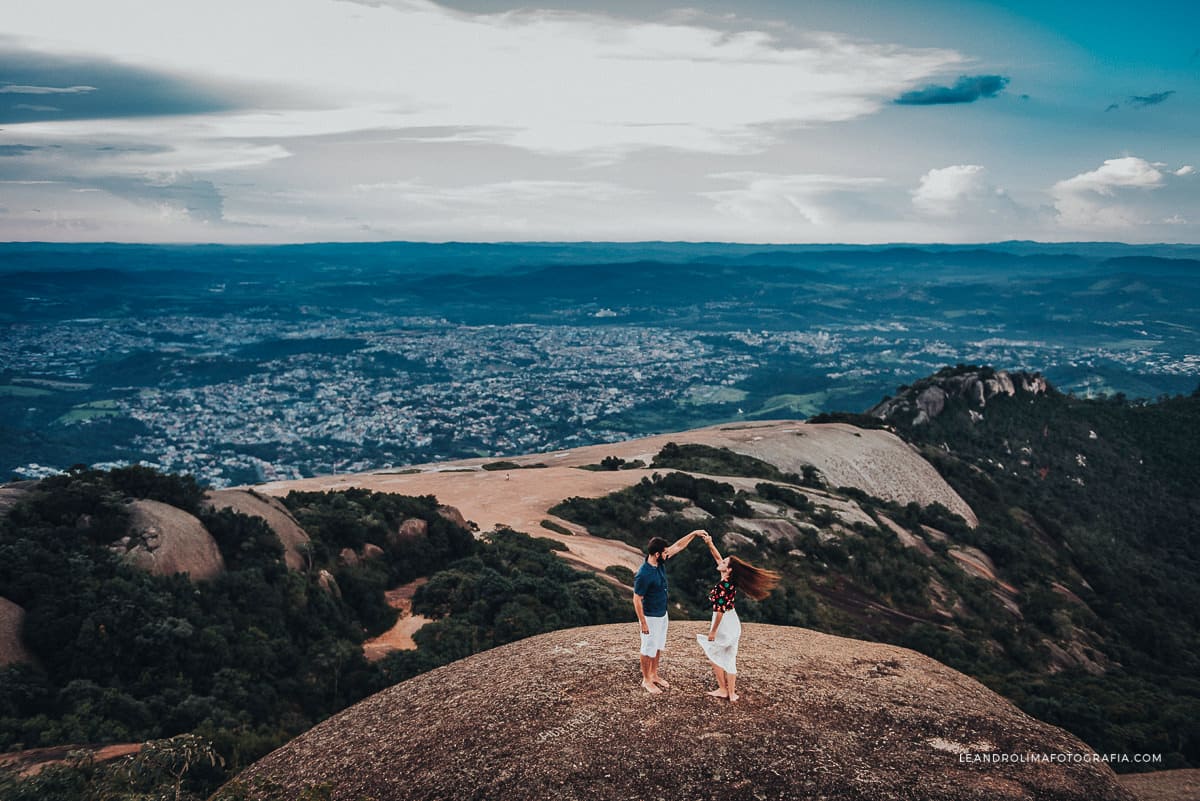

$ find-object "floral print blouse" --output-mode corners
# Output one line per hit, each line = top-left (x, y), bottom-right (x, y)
(709, 579), (736, 612)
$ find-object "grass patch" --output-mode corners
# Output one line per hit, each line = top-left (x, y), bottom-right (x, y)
(55, 400), (122, 424)
(680, 384), (749, 407)
(0, 385), (54, 397)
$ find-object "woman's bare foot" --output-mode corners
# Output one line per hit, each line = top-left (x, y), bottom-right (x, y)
(729, 692), (740, 703)
(706, 688), (729, 698)
(642, 680), (662, 694)
(652, 676), (670, 688)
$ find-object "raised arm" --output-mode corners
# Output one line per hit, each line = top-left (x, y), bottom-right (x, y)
(699, 531), (722, 565)
(663, 529), (705, 559)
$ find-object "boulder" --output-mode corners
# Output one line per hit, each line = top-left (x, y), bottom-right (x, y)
(0, 597), (32, 667)
(317, 570), (341, 598)
(388, 517), (428, 548)
(437, 504), (469, 530)
(204, 490), (312, 570)
(116, 499), (224, 581)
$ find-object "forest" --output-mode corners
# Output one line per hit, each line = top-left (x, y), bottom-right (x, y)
(0, 472), (627, 799)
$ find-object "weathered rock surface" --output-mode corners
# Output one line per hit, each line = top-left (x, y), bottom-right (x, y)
(0, 597), (32, 666)
(114, 499), (225, 581)
(1118, 768), (1200, 801)
(870, 368), (1049, 427)
(204, 489), (312, 570)
(387, 517), (428, 548)
(0, 481), (34, 518)
(229, 623), (1132, 801)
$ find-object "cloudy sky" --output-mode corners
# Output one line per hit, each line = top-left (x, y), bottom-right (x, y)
(1, 0), (1197, 243)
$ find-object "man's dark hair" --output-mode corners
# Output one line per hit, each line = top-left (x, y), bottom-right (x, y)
(646, 536), (668, 557)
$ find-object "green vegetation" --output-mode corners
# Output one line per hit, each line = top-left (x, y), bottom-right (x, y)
(650, 442), (825, 489)
(540, 519), (572, 535)
(0, 470), (624, 797)
(578, 455), (646, 471)
(0, 386), (53, 398)
(604, 565), (635, 585)
(870, 376), (1200, 769)
(680, 384), (748, 407)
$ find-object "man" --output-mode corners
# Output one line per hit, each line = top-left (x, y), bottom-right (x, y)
(633, 529), (705, 694)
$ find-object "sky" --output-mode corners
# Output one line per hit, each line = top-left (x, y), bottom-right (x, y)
(0, 0), (1197, 243)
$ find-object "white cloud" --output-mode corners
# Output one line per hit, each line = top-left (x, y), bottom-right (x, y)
(912, 165), (987, 216)
(1051, 157), (1169, 228)
(1176, 165), (1195, 177)
(702, 172), (885, 227)
(0, 84), (96, 94)
(5, 0), (962, 156)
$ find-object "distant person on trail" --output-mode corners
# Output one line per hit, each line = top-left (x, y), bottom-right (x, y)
(695, 531), (781, 703)
(633, 530), (704, 694)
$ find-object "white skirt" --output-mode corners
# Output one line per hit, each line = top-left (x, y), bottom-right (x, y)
(696, 607), (740, 674)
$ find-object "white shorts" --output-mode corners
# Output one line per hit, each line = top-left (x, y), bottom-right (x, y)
(639, 614), (668, 657)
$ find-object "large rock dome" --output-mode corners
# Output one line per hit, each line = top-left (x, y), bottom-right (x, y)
(227, 622), (1131, 801)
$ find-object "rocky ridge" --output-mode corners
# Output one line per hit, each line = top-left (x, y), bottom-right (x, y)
(870, 367), (1049, 426)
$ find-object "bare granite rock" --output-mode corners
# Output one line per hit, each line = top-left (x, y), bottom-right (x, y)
(388, 517), (429, 548)
(227, 623), (1132, 801)
(204, 490), (312, 570)
(115, 499), (224, 581)
(0, 597), (32, 667)
(871, 368), (1049, 428)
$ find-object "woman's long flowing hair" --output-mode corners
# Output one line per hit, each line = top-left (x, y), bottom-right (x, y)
(728, 556), (782, 601)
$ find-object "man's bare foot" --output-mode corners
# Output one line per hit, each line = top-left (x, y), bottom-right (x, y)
(652, 676), (670, 688)
(642, 680), (662, 694)
(706, 688), (729, 698)
(729, 692), (740, 703)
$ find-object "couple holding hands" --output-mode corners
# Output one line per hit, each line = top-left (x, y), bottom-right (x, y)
(632, 528), (780, 702)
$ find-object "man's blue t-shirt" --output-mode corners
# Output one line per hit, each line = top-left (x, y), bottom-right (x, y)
(634, 559), (668, 618)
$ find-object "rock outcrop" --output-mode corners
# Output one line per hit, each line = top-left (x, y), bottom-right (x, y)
(870, 367), (1049, 426)
(113, 499), (225, 581)
(0, 481), (34, 518)
(229, 623), (1132, 801)
(257, 419), (979, 569)
(388, 517), (428, 548)
(0, 597), (32, 667)
(205, 489), (311, 570)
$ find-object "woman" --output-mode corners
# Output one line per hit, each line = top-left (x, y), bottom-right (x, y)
(695, 531), (781, 703)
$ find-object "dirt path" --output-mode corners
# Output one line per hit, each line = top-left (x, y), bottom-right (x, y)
(0, 742), (141, 777)
(363, 578), (431, 660)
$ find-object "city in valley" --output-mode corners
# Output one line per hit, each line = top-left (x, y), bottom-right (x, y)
(3, 242), (1198, 486)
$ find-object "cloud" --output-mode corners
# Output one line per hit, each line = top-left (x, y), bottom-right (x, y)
(0, 46), (253, 124)
(91, 172), (226, 224)
(0, 145), (45, 157)
(1128, 90), (1175, 107)
(1176, 165), (1195, 176)
(702, 172), (885, 227)
(912, 165), (986, 215)
(1051, 156), (1186, 228)
(0, 84), (96, 94)
(4, 0), (964, 155)
(894, 74), (1009, 105)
